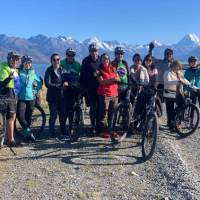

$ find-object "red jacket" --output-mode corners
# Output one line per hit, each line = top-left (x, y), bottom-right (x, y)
(97, 65), (118, 97)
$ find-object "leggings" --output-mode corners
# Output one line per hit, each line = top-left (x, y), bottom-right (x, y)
(17, 100), (35, 129)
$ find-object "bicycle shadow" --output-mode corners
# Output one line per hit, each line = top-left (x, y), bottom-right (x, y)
(159, 126), (182, 140)
(15, 137), (146, 165)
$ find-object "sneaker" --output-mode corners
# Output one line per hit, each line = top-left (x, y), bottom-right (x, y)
(100, 131), (110, 139)
(27, 133), (36, 143)
(7, 140), (17, 147)
(110, 131), (119, 139)
(110, 131), (119, 144)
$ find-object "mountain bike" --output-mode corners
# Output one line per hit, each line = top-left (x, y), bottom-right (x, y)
(129, 85), (159, 160)
(113, 83), (159, 160)
(174, 86), (200, 137)
(112, 91), (132, 142)
(67, 89), (84, 142)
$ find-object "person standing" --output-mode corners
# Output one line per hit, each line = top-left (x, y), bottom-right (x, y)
(0, 52), (20, 146)
(111, 47), (130, 103)
(184, 56), (200, 107)
(164, 60), (190, 130)
(44, 53), (66, 138)
(80, 43), (100, 135)
(96, 53), (120, 143)
(17, 55), (42, 142)
(61, 48), (81, 133)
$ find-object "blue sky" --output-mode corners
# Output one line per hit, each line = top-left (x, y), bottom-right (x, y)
(0, 0), (200, 44)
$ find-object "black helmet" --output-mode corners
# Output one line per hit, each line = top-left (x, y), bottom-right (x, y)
(132, 53), (142, 62)
(114, 46), (125, 54)
(21, 55), (32, 64)
(164, 48), (173, 55)
(66, 48), (76, 55)
(88, 43), (99, 51)
(7, 51), (20, 61)
(188, 56), (198, 63)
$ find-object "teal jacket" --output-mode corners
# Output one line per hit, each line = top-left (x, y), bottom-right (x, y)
(184, 68), (200, 88)
(18, 68), (42, 100)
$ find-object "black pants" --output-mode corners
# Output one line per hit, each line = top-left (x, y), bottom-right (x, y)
(48, 100), (66, 136)
(191, 92), (200, 107)
(87, 91), (99, 129)
(64, 87), (79, 125)
(17, 100), (36, 129)
(165, 98), (176, 128)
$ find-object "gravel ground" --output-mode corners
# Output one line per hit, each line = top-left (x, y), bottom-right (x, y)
(0, 112), (200, 200)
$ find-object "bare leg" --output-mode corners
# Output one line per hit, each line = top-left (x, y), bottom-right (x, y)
(6, 113), (16, 142)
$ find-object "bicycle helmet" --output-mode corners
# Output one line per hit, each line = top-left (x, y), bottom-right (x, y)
(88, 43), (99, 51)
(188, 56), (198, 63)
(164, 48), (173, 55)
(7, 51), (20, 61)
(114, 46), (125, 54)
(21, 55), (33, 64)
(66, 48), (76, 55)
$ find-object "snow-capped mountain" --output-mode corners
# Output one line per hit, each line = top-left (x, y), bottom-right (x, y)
(0, 33), (200, 63)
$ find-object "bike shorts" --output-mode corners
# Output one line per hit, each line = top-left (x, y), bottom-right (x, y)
(6, 100), (17, 119)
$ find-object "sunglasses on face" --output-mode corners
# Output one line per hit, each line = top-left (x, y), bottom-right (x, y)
(53, 58), (60, 62)
(134, 59), (140, 62)
(117, 53), (123, 56)
(166, 53), (172, 56)
(67, 54), (75, 57)
(12, 57), (20, 61)
(146, 59), (152, 62)
(25, 61), (32, 64)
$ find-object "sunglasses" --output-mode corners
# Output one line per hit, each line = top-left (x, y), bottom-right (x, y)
(53, 58), (60, 62)
(67, 54), (75, 57)
(24, 61), (32, 64)
(146, 59), (152, 62)
(117, 53), (123, 55)
(134, 59), (140, 62)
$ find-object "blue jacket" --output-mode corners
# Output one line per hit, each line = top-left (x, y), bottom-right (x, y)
(18, 68), (42, 100)
(184, 68), (200, 88)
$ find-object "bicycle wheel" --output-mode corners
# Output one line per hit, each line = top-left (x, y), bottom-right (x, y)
(155, 96), (163, 118)
(30, 104), (46, 137)
(174, 103), (200, 137)
(113, 103), (131, 141)
(68, 107), (83, 141)
(142, 113), (158, 160)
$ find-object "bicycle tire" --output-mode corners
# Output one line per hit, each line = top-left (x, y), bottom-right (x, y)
(155, 96), (163, 118)
(141, 113), (158, 161)
(174, 103), (200, 137)
(31, 104), (46, 137)
(113, 103), (131, 141)
(68, 106), (83, 141)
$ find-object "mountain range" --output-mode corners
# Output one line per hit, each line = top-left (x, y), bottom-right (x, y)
(0, 33), (200, 64)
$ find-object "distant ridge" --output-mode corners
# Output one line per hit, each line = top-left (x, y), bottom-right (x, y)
(0, 33), (200, 63)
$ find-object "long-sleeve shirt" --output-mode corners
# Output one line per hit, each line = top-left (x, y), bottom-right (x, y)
(164, 70), (190, 98)
(130, 65), (149, 85)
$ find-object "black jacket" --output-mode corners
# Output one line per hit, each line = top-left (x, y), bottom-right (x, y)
(80, 55), (100, 93)
(44, 66), (64, 102)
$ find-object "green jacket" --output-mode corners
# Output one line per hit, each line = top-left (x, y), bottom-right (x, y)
(0, 62), (14, 88)
(61, 59), (81, 74)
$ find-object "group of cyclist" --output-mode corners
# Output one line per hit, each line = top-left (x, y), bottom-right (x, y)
(0, 53), (42, 146)
(0, 42), (200, 146)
